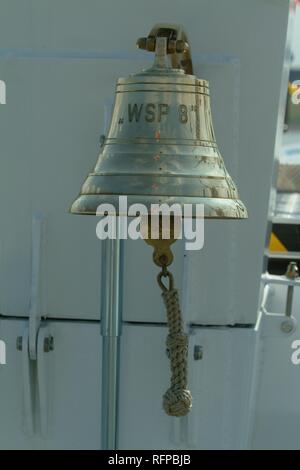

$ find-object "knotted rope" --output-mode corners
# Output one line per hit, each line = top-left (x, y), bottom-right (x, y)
(158, 270), (192, 417)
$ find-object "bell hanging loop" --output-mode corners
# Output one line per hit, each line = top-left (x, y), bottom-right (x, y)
(136, 23), (193, 75)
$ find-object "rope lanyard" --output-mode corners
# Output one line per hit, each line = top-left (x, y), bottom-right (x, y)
(157, 264), (192, 417)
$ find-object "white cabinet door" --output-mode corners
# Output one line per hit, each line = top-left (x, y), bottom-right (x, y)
(118, 324), (256, 449)
(0, 318), (101, 449)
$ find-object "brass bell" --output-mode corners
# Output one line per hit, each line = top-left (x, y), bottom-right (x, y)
(70, 25), (247, 220)
(70, 24), (248, 420)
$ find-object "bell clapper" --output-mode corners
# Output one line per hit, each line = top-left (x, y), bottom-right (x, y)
(144, 216), (192, 417)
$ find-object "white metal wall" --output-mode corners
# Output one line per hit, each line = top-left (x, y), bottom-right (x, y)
(0, 0), (290, 325)
(0, 0), (292, 450)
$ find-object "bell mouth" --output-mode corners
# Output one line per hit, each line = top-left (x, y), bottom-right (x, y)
(70, 194), (248, 219)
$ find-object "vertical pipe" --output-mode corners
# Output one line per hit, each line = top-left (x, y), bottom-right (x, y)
(101, 218), (123, 450)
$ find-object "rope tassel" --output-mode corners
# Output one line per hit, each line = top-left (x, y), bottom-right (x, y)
(158, 271), (192, 417)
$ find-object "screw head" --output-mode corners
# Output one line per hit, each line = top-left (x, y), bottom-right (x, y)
(16, 336), (22, 351)
(44, 335), (54, 352)
(281, 320), (294, 334)
(194, 345), (203, 360)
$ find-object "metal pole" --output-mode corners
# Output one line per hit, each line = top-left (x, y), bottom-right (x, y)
(101, 218), (123, 450)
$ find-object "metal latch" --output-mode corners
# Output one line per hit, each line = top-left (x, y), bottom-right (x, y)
(16, 213), (54, 437)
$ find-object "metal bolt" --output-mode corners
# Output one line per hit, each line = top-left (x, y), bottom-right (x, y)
(146, 37), (156, 52)
(285, 261), (299, 279)
(176, 39), (187, 53)
(136, 37), (147, 50)
(194, 345), (203, 360)
(16, 336), (22, 351)
(137, 36), (187, 54)
(44, 335), (54, 353)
